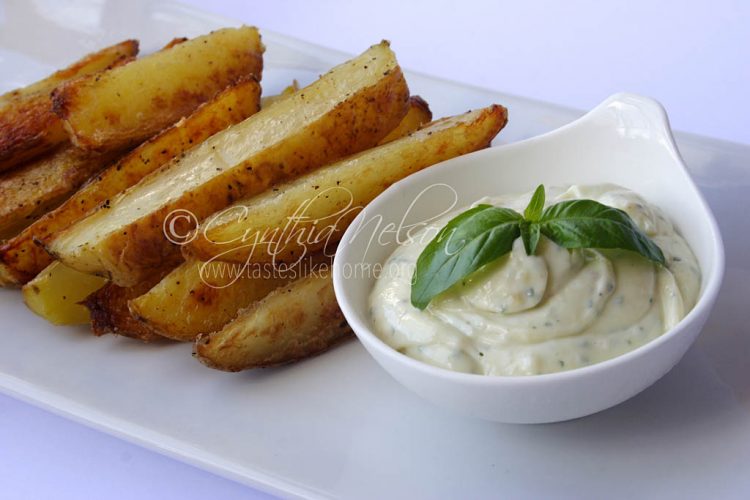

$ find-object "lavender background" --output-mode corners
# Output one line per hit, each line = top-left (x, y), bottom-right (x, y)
(186, 0), (749, 145)
(1, 1), (747, 499)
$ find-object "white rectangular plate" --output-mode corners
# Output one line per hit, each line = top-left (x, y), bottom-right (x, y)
(1, 1), (749, 498)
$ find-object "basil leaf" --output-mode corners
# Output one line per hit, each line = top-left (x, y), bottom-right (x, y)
(410, 186), (667, 310)
(410, 205), (522, 310)
(539, 200), (665, 265)
(520, 222), (541, 255)
(524, 184), (545, 221)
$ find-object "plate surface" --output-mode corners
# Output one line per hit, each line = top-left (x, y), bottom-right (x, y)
(1, 1), (749, 498)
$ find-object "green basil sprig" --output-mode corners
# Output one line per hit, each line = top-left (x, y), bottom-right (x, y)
(410, 185), (665, 310)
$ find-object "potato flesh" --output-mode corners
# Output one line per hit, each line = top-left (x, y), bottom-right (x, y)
(0, 40), (138, 171)
(96, 43), (400, 220)
(0, 144), (122, 240)
(53, 26), (263, 151)
(194, 266), (349, 371)
(0, 78), (261, 286)
(22, 261), (107, 325)
(48, 42), (409, 286)
(377, 95), (431, 145)
(188, 105), (508, 263)
(128, 259), (294, 341)
(0, 40), (138, 102)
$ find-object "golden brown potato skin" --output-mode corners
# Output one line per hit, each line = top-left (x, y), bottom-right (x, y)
(0, 40), (138, 172)
(0, 99), (68, 173)
(0, 144), (122, 241)
(185, 105), (508, 264)
(82, 272), (168, 342)
(194, 267), (350, 371)
(128, 259), (295, 342)
(0, 77), (261, 286)
(48, 42), (410, 286)
(53, 27), (264, 152)
(0, 39), (138, 102)
(377, 95), (432, 145)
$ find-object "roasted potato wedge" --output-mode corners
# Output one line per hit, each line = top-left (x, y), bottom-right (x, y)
(259, 80), (299, 108)
(377, 95), (432, 144)
(129, 259), (297, 341)
(82, 273), (168, 342)
(22, 261), (107, 325)
(48, 41), (409, 286)
(53, 26), (264, 151)
(0, 97), (68, 172)
(185, 105), (507, 264)
(194, 266), (350, 371)
(0, 144), (122, 241)
(0, 40), (138, 103)
(0, 77), (261, 286)
(0, 40), (138, 171)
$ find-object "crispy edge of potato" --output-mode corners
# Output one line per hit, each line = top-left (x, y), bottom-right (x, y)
(0, 100), (68, 173)
(82, 271), (170, 342)
(47, 41), (409, 287)
(22, 261), (107, 325)
(160, 37), (188, 50)
(0, 144), (123, 241)
(0, 40), (138, 171)
(185, 104), (508, 264)
(377, 95), (432, 145)
(259, 80), (299, 108)
(128, 259), (294, 341)
(53, 26), (264, 151)
(193, 266), (350, 371)
(0, 77), (262, 286)
(0, 263), (16, 287)
(0, 39), (139, 102)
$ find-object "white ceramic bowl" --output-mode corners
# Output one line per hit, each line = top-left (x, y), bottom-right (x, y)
(333, 93), (725, 424)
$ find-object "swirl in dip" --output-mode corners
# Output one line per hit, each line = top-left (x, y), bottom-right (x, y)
(369, 184), (701, 376)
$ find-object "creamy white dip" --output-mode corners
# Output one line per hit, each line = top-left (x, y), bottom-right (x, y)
(369, 184), (701, 376)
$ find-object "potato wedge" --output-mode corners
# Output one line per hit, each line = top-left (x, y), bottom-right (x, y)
(128, 259), (297, 341)
(194, 266), (349, 371)
(185, 105), (507, 264)
(0, 39), (138, 103)
(377, 95), (432, 145)
(48, 41), (409, 286)
(259, 80), (299, 108)
(52, 26), (264, 152)
(82, 273), (168, 342)
(0, 77), (261, 286)
(22, 261), (107, 325)
(0, 144), (122, 241)
(0, 40), (138, 171)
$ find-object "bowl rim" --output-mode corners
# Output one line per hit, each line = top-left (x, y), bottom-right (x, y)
(333, 92), (726, 386)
